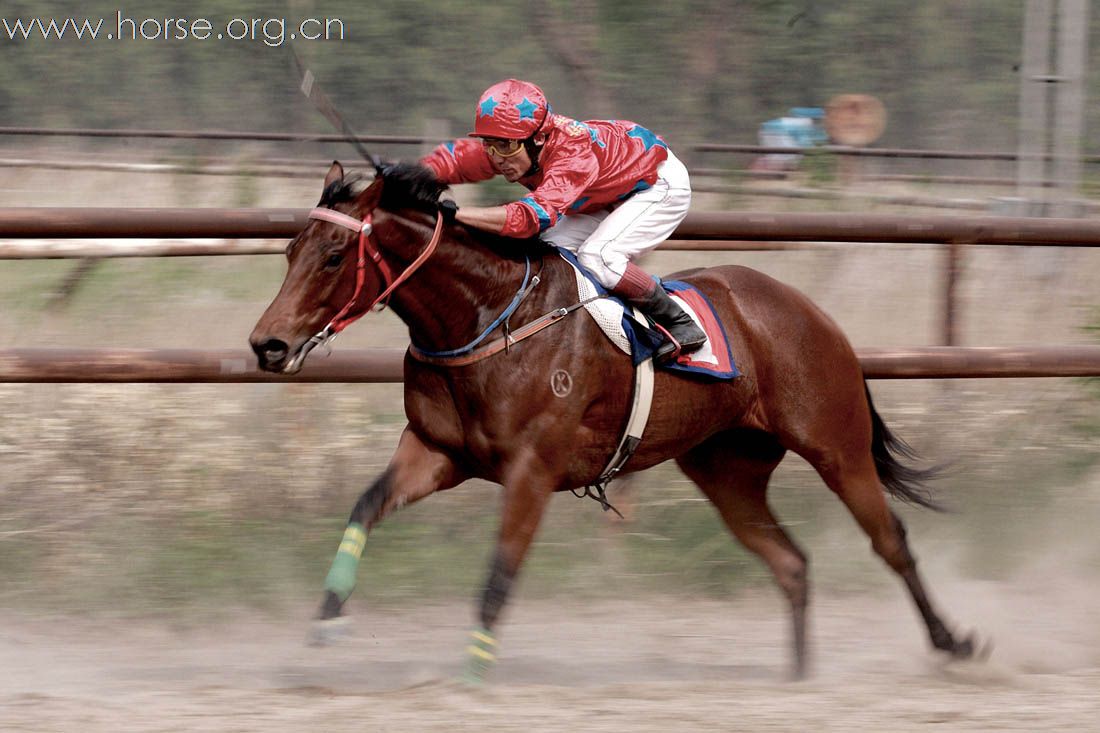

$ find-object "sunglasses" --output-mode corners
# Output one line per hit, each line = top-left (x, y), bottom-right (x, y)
(480, 137), (526, 158)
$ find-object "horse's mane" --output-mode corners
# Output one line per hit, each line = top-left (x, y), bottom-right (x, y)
(319, 162), (444, 215)
(378, 162), (447, 213)
(321, 161), (552, 259)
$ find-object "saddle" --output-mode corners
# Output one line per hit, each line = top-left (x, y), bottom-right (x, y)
(559, 250), (739, 379)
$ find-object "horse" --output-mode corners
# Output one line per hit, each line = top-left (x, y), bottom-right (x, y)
(249, 161), (978, 681)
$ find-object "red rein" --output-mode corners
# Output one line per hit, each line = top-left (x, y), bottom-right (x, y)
(307, 207), (444, 336)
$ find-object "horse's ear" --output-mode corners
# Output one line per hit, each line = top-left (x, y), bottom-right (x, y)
(323, 161), (344, 193)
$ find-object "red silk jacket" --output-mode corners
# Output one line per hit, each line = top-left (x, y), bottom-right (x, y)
(422, 114), (671, 238)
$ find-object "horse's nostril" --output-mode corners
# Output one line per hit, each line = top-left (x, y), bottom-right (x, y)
(253, 338), (289, 366)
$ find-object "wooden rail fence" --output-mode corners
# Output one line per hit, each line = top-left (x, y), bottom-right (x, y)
(2, 347), (1100, 382)
(2, 208), (1098, 365)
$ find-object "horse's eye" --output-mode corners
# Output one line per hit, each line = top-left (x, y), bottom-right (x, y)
(325, 253), (343, 269)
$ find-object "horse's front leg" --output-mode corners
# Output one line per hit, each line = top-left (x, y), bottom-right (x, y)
(317, 426), (464, 625)
(464, 457), (557, 683)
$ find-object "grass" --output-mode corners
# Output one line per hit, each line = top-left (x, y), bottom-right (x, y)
(0, 255), (286, 326)
(801, 148), (838, 187)
(0, 488), (763, 620)
(3, 423), (1094, 622)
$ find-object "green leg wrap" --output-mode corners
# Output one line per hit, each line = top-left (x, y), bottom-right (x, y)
(323, 522), (367, 602)
(461, 627), (498, 684)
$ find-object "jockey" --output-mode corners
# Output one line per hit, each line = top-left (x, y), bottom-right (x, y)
(421, 78), (706, 362)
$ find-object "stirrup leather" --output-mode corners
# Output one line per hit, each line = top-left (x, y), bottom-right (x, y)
(574, 306), (656, 513)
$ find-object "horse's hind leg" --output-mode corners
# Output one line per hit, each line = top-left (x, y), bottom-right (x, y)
(677, 432), (811, 679)
(813, 451), (975, 659)
(316, 426), (464, 625)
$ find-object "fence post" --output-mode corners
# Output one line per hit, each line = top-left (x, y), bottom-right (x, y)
(942, 240), (964, 346)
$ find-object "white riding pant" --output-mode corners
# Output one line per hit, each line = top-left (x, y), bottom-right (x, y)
(540, 150), (691, 289)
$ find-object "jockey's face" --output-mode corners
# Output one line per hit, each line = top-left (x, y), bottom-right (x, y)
(482, 137), (533, 182)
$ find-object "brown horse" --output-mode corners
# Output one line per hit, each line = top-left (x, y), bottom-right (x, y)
(250, 161), (977, 680)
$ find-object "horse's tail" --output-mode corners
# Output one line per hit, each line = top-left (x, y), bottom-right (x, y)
(865, 385), (945, 512)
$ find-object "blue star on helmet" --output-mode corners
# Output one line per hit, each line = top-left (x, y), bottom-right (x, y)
(478, 96), (500, 118)
(627, 125), (668, 152)
(515, 97), (539, 120)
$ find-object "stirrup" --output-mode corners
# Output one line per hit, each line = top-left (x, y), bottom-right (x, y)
(652, 324), (683, 363)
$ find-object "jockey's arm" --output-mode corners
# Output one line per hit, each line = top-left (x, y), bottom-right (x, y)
(454, 205), (508, 235)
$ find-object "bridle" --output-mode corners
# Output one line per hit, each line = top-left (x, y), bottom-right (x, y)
(283, 206), (444, 373)
(284, 198), (587, 374)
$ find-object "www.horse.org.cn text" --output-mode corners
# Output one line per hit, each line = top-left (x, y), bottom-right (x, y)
(1, 13), (347, 47)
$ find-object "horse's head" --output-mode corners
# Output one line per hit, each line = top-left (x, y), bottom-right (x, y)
(250, 162), (382, 372)
(251, 160), (451, 373)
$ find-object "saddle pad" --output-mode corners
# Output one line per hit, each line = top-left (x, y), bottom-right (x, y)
(659, 280), (740, 379)
(559, 249), (739, 380)
(561, 250), (632, 355)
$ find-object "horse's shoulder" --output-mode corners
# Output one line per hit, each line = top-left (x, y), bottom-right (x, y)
(403, 359), (468, 448)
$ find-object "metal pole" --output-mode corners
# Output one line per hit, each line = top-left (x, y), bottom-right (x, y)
(0, 348), (406, 383)
(941, 242), (963, 346)
(0, 126), (430, 145)
(1050, 0), (1089, 218)
(6, 210), (1100, 246)
(1016, 0), (1054, 214)
(0, 208), (308, 238)
(3, 347), (1100, 382)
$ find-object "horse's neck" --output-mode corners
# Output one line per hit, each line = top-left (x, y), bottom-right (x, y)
(381, 212), (539, 353)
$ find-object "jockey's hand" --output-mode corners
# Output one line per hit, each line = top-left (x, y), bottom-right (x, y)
(439, 199), (460, 224)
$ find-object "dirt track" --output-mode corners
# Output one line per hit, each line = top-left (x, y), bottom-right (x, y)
(3, 584), (1097, 733)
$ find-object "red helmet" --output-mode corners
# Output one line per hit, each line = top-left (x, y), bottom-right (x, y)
(469, 79), (550, 140)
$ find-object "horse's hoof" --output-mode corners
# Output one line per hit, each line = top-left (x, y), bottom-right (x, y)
(308, 615), (352, 647)
(459, 651), (495, 686)
(948, 631), (992, 661)
(788, 665), (809, 683)
(952, 636), (974, 658)
(456, 670), (486, 688)
(966, 632), (994, 662)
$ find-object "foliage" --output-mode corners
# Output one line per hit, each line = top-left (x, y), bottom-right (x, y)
(800, 147), (836, 186)
(4, 0), (1096, 157)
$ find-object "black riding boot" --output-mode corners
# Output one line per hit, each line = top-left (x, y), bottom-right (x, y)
(629, 287), (707, 362)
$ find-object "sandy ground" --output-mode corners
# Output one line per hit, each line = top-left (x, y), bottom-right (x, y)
(2, 584), (1098, 733)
